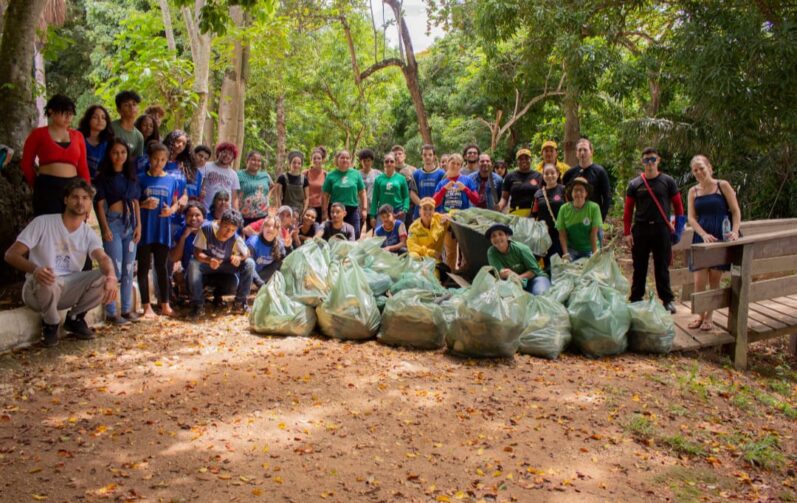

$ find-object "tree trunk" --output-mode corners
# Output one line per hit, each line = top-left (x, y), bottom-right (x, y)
(275, 94), (286, 176)
(216, 7), (249, 169)
(0, 0), (49, 154)
(563, 86), (580, 167)
(158, 0), (177, 52)
(34, 38), (47, 127)
(182, 0), (212, 145)
(386, 0), (432, 145)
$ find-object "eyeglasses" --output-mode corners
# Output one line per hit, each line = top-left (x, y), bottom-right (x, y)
(642, 157), (657, 164)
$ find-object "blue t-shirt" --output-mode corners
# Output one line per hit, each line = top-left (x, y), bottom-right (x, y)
(139, 172), (178, 246)
(434, 175), (478, 212)
(246, 234), (285, 273)
(375, 221), (407, 248)
(413, 168), (446, 218)
(172, 225), (198, 271)
(193, 221), (248, 261)
(85, 140), (108, 180)
(136, 156), (150, 178)
(165, 161), (202, 227)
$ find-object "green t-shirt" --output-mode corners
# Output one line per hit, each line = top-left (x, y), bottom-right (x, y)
(237, 170), (271, 220)
(555, 201), (602, 253)
(111, 120), (145, 158)
(370, 172), (409, 216)
(487, 240), (547, 286)
(322, 168), (366, 208)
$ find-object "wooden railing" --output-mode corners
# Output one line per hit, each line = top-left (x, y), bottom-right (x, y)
(685, 225), (797, 369)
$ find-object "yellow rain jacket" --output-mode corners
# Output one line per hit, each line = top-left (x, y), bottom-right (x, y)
(535, 160), (570, 177)
(407, 213), (447, 260)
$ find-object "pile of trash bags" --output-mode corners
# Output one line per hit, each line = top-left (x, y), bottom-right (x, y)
(250, 240), (676, 360)
(451, 208), (552, 256)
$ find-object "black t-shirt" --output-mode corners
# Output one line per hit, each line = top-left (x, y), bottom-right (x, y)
(501, 170), (543, 210)
(562, 163), (612, 219)
(322, 221), (356, 241)
(626, 173), (679, 225)
(532, 184), (566, 235)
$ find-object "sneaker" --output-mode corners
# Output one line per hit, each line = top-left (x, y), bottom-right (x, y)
(64, 313), (95, 340)
(106, 314), (130, 325)
(231, 302), (250, 315)
(121, 311), (141, 323)
(188, 305), (206, 320)
(41, 323), (59, 347)
(664, 301), (677, 315)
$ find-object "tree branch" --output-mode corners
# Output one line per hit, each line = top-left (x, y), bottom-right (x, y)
(360, 57), (404, 80)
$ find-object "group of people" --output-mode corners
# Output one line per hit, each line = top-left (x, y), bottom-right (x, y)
(5, 91), (742, 348)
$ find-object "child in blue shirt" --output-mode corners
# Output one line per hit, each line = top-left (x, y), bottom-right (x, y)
(375, 204), (407, 254)
(137, 142), (179, 318)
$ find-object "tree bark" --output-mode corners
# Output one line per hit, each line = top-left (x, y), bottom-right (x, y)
(34, 38), (47, 127)
(216, 6), (249, 169)
(563, 85), (580, 167)
(182, 0), (212, 145)
(275, 94), (286, 176)
(158, 0), (177, 52)
(0, 0), (49, 154)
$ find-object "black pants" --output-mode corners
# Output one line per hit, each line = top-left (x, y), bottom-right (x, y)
(631, 222), (674, 303)
(137, 243), (170, 305)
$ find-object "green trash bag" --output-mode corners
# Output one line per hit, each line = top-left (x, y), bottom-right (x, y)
(519, 295), (572, 359)
(581, 250), (630, 296)
(444, 267), (526, 358)
(567, 282), (630, 358)
(329, 237), (358, 260)
(399, 254), (438, 278)
(389, 271), (445, 295)
(378, 289), (447, 349)
(348, 237), (404, 280)
(550, 254), (587, 283)
(282, 238), (331, 306)
(249, 272), (317, 337)
(316, 260), (381, 340)
(545, 275), (576, 305)
(627, 296), (675, 354)
(363, 268), (392, 296)
(375, 295), (388, 312)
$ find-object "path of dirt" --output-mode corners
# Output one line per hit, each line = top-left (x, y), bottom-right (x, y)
(0, 312), (795, 502)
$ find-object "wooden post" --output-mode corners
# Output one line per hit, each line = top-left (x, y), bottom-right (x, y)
(728, 244), (753, 369)
(789, 334), (797, 356)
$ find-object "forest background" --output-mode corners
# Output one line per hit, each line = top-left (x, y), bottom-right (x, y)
(0, 0), (795, 281)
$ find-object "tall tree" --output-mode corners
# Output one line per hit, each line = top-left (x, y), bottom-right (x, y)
(216, 5), (249, 168)
(181, 0), (212, 145)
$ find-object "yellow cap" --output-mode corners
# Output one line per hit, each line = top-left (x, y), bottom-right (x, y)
(515, 148), (532, 159)
(541, 140), (558, 151)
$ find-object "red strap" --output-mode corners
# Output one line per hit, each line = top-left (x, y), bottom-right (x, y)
(640, 174), (675, 232)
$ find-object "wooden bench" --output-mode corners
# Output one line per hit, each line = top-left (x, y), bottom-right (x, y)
(667, 220), (797, 369)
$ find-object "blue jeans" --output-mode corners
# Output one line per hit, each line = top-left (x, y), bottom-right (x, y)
(103, 211), (136, 315)
(569, 248), (593, 261)
(187, 257), (255, 306)
(524, 276), (551, 295)
(344, 205), (361, 240)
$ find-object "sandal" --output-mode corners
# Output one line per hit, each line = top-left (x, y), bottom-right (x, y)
(688, 318), (703, 329)
(699, 320), (714, 332)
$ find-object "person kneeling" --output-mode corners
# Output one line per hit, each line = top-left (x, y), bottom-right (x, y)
(375, 204), (407, 254)
(188, 209), (254, 318)
(485, 224), (551, 295)
(4, 179), (117, 347)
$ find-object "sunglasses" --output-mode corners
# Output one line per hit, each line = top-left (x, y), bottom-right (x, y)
(642, 157), (658, 164)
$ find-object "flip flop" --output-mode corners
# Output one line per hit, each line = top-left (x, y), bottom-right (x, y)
(688, 318), (703, 329)
(700, 320), (714, 331)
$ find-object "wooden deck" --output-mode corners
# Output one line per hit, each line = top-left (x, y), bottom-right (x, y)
(671, 295), (797, 352)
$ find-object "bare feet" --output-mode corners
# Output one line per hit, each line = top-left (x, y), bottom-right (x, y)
(700, 320), (714, 331)
(688, 318), (703, 329)
(141, 306), (159, 320)
(160, 304), (177, 318)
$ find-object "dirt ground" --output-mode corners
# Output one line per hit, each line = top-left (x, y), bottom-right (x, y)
(0, 311), (795, 502)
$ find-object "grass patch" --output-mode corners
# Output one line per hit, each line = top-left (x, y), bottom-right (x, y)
(668, 404), (690, 417)
(653, 466), (736, 503)
(676, 364), (710, 401)
(752, 389), (797, 419)
(741, 434), (786, 471)
(768, 379), (793, 398)
(730, 391), (753, 411)
(624, 414), (654, 438)
(662, 434), (706, 457)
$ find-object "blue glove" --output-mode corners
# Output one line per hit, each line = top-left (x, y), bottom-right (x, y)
(671, 215), (686, 244)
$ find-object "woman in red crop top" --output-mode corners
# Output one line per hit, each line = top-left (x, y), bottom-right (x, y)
(21, 94), (90, 216)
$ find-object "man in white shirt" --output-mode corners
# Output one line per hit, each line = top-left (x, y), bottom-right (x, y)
(5, 179), (117, 347)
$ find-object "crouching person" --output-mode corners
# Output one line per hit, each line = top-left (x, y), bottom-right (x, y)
(485, 223), (551, 295)
(4, 179), (117, 347)
(188, 209), (254, 318)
